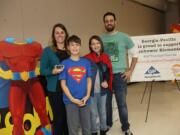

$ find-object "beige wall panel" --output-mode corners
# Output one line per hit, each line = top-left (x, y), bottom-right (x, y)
(0, 0), (23, 40)
(120, 0), (165, 35)
(0, 0), (165, 55)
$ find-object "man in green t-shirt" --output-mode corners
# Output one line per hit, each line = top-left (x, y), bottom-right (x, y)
(101, 12), (138, 135)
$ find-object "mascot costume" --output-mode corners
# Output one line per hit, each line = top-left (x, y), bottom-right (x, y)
(0, 62), (10, 108)
(0, 37), (52, 135)
(170, 24), (180, 33)
(170, 24), (180, 82)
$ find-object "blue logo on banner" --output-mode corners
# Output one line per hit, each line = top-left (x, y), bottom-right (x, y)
(145, 66), (160, 75)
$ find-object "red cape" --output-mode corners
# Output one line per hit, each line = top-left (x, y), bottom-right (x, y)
(85, 52), (113, 91)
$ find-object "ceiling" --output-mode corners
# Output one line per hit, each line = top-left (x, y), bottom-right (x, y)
(132, 0), (179, 11)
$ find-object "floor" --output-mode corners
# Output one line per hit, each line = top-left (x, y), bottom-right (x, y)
(107, 81), (180, 135)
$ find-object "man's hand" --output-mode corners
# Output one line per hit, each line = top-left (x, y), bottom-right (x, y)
(121, 69), (132, 81)
(122, 57), (137, 80)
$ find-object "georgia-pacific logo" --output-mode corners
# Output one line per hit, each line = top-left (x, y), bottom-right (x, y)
(145, 66), (160, 75)
(68, 66), (86, 83)
(144, 66), (161, 79)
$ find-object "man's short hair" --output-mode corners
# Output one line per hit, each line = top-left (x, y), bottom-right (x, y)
(103, 12), (116, 22)
(67, 35), (81, 45)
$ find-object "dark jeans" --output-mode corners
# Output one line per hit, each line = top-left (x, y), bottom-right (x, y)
(48, 91), (69, 135)
(106, 90), (113, 128)
(106, 73), (130, 131)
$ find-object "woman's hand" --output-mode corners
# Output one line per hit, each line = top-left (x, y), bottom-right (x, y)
(101, 81), (108, 88)
(52, 65), (64, 74)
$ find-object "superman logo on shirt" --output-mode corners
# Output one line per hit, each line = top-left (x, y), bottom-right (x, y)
(68, 66), (86, 83)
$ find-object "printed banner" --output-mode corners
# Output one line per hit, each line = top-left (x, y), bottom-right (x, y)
(129, 33), (180, 82)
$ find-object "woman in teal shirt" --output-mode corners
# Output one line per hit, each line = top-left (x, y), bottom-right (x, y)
(40, 23), (69, 135)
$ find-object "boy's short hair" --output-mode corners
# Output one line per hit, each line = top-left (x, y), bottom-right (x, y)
(67, 35), (81, 45)
(103, 12), (116, 22)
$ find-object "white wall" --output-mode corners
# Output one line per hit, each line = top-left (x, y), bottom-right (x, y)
(0, 0), (165, 55)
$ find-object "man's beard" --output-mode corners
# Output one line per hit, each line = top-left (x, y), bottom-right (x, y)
(105, 25), (115, 32)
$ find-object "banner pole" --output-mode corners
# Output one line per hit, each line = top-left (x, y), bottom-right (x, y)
(145, 80), (154, 122)
(140, 81), (148, 104)
(175, 79), (180, 91)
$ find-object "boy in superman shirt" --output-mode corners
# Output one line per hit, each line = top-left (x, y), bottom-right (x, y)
(59, 35), (92, 135)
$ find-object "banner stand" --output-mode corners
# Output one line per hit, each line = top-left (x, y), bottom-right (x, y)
(140, 80), (180, 122)
(175, 79), (180, 91)
(140, 80), (155, 122)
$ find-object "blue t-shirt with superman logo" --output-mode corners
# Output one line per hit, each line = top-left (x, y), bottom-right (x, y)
(59, 57), (92, 104)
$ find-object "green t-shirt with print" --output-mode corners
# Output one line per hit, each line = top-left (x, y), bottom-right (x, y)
(101, 32), (134, 73)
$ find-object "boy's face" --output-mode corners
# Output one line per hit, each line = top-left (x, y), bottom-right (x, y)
(67, 42), (81, 55)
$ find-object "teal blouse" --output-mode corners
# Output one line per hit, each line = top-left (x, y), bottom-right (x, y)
(40, 47), (61, 92)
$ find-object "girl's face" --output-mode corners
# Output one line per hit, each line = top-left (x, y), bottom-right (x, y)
(54, 27), (66, 44)
(90, 39), (101, 54)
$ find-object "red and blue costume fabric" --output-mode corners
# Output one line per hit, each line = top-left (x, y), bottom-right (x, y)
(0, 62), (10, 108)
(0, 38), (51, 135)
(170, 24), (180, 33)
